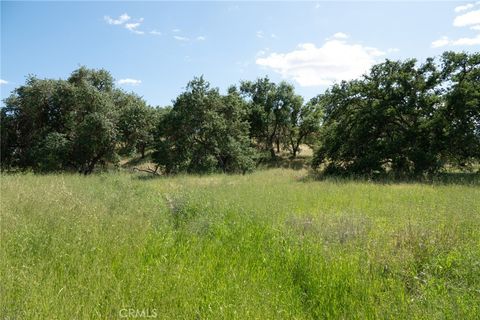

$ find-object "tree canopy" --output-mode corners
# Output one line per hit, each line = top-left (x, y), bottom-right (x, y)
(1, 51), (478, 176)
(1, 67), (158, 173)
(152, 77), (256, 174)
(312, 52), (480, 175)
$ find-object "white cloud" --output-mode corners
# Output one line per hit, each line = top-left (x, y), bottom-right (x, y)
(431, 4), (480, 48)
(256, 36), (387, 86)
(332, 32), (349, 39)
(105, 13), (145, 35)
(172, 28), (181, 33)
(125, 23), (140, 30)
(174, 35), (189, 41)
(256, 31), (277, 39)
(431, 36), (450, 48)
(315, 3), (320, 9)
(453, 9), (480, 27)
(171, 34), (206, 42)
(125, 19), (144, 34)
(364, 46), (385, 57)
(431, 34), (480, 47)
(387, 47), (400, 53)
(117, 78), (141, 86)
(125, 23), (141, 33)
(150, 30), (162, 36)
(452, 34), (480, 45)
(455, 3), (475, 13)
(104, 13), (130, 25)
(0, 79), (8, 85)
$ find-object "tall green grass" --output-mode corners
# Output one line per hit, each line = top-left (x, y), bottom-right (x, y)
(1, 169), (479, 319)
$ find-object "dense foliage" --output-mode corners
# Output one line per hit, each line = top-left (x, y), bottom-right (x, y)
(152, 77), (256, 174)
(1, 67), (159, 173)
(1, 51), (479, 175)
(312, 52), (480, 175)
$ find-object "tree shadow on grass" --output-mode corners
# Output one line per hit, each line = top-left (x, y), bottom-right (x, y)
(134, 174), (163, 181)
(259, 155), (310, 171)
(301, 171), (480, 186)
(121, 152), (153, 168)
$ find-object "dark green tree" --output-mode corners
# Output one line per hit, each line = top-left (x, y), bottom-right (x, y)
(116, 92), (157, 158)
(153, 77), (256, 174)
(0, 67), (144, 173)
(313, 58), (443, 175)
(71, 112), (118, 174)
(437, 51), (480, 167)
(0, 106), (19, 169)
(240, 78), (302, 159)
(286, 95), (322, 158)
(1, 77), (73, 170)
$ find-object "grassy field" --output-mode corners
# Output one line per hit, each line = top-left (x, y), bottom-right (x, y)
(1, 169), (479, 319)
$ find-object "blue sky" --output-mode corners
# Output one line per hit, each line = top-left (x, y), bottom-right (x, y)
(1, 1), (479, 107)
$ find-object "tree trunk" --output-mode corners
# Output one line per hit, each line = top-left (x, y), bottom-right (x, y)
(268, 123), (278, 160)
(291, 135), (305, 159)
(270, 147), (276, 159)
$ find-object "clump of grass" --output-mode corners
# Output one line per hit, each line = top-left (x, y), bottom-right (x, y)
(286, 213), (371, 244)
(1, 169), (479, 319)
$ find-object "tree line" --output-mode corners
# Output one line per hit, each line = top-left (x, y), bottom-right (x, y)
(1, 51), (479, 175)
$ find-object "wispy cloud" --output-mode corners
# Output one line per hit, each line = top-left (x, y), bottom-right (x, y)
(331, 32), (349, 40)
(432, 36), (451, 48)
(446, 33), (480, 46)
(256, 30), (278, 39)
(117, 78), (142, 86)
(455, 3), (475, 13)
(0, 79), (8, 85)
(172, 33), (206, 42)
(125, 22), (140, 30)
(125, 21), (144, 35)
(172, 28), (181, 33)
(104, 13), (130, 25)
(105, 13), (145, 35)
(256, 33), (387, 87)
(387, 47), (400, 53)
(431, 3), (480, 48)
(432, 32), (480, 47)
(150, 30), (162, 36)
(450, 33), (480, 45)
(174, 35), (189, 41)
